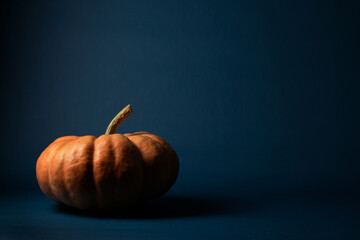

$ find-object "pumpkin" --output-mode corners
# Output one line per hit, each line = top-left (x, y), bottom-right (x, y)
(36, 105), (179, 212)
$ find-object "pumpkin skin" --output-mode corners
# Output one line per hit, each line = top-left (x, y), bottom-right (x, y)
(36, 106), (179, 212)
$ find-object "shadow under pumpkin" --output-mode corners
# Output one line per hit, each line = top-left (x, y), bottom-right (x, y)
(53, 195), (255, 219)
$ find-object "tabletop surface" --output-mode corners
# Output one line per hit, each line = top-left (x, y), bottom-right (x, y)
(1, 190), (359, 240)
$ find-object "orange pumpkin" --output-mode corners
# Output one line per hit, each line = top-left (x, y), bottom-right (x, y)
(36, 105), (179, 212)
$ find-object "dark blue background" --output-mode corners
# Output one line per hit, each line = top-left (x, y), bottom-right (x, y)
(1, 0), (360, 239)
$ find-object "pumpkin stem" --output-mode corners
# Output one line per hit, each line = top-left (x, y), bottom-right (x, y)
(105, 104), (133, 134)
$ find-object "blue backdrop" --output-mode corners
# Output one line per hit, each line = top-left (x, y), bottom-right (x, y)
(1, 0), (359, 239)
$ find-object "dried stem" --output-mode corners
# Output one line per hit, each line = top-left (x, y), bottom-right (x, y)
(105, 104), (133, 134)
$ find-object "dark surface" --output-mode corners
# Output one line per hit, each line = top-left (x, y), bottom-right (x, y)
(1, 189), (359, 240)
(1, 0), (360, 239)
